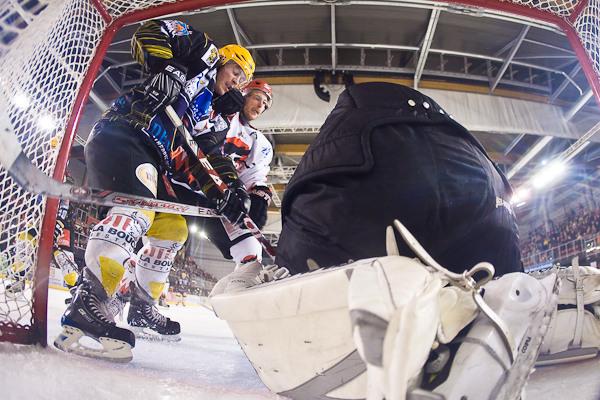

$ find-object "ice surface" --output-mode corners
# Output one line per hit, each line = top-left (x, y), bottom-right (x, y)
(0, 288), (599, 400)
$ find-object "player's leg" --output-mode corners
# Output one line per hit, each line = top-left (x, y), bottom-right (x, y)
(5, 223), (37, 297)
(127, 212), (187, 341)
(54, 122), (158, 361)
(53, 248), (80, 288)
(193, 215), (269, 295)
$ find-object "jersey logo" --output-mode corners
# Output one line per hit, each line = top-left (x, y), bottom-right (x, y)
(202, 44), (219, 67)
(186, 88), (213, 127)
(261, 146), (272, 157)
(164, 20), (190, 36)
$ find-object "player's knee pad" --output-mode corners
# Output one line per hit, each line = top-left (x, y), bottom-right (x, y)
(134, 236), (184, 301)
(230, 237), (263, 265)
(85, 207), (153, 296)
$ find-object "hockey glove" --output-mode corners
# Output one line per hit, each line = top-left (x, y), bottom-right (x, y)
(248, 185), (272, 229)
(143, 63), (187, 114)
(209, 261), (289, 297)
(215, 181), (251, 226)
(259, 264), (290, 282)
(212, 88), (244, 116)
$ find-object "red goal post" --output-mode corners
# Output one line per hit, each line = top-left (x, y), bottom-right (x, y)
(0, 0), (598, 347)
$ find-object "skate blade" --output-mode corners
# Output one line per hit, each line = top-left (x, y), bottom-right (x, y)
(536, 347), (598, 366)
(54, 325), (133, 363)
(130, 326), (181, 342)
(494, 272), (561, 400)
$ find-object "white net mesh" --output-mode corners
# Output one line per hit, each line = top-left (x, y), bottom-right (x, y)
(0, 0), (105, 340)
(0, 0), (598, 344)
(506, 0), (581, 16)
(575, 0), (600, 77)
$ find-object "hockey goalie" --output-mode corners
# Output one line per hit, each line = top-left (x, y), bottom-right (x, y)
(209, 83), (599, 399)
(212, 220), (561, 400)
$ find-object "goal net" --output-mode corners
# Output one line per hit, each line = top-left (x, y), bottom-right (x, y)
(0, 0), (598, 346)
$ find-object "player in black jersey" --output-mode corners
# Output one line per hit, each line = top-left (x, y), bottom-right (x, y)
(55, 19), (255, 362)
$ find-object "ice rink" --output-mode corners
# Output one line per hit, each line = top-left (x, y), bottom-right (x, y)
(0, 287), (599, 400)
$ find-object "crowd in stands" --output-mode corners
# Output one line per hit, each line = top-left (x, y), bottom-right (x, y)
(169, 250), (218, 297)
(520, 204), (600, 264)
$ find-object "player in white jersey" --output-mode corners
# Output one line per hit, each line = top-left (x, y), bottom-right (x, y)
(175, 80), (275, 275)
(105, 80), (278, 334)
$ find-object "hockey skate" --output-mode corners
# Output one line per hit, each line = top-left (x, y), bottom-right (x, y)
(127, 286), (181, 342)
(54, 275), (135, 363)
(4, 278), (26, 299)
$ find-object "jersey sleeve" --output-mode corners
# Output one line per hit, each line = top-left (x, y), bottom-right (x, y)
(238, 131), (273, 189)
(131, 19), (220, 78)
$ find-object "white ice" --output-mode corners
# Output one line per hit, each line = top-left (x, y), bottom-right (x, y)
(1, 287), (599, 400)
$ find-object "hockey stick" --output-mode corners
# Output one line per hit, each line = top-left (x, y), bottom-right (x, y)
(164, 105), (277, 258)
(0, 126), (218, 218)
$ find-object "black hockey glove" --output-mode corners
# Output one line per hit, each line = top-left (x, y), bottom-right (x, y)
(212, 88), (244, 116)
(143, 63), (187, 114)
(248, 185), (272, 229)
(215, 181), (251, 227)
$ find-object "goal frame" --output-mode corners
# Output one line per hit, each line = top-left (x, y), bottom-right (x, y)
(3, 0), (599, 346)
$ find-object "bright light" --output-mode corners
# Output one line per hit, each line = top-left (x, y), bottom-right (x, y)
(37, 114), (56, 132)
(199, 230), (208, 239)
(511, 187), (531, 205)
(13, 92), (30, 109)
(531, 161), (567, 189)
(189, 224), (198, 234)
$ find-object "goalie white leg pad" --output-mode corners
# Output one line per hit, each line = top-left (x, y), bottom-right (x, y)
(54, 325), (133, 363)
(348, 257), (442, 400)
(431, 271), (559, 400)
(537, 260), (600, 366)
(211, 258), (386, 399)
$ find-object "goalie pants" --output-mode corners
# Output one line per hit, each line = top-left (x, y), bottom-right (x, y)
(277, 82), (522, 276)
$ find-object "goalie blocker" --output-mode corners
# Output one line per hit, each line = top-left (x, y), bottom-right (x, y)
(211, 222), (559, 400)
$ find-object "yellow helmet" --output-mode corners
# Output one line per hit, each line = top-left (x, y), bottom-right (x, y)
(218, 44), (255, 82)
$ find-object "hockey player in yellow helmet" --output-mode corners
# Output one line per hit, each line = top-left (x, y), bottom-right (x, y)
(55, 19), (257, 361)
(218, 44), (255, 84)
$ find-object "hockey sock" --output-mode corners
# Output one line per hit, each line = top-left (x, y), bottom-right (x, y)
(85, 207), (153, 297)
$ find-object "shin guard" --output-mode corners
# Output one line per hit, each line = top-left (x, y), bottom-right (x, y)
(85, 207), (153, 297)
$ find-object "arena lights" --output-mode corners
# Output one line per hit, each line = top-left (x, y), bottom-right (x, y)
(510, 187), (531, 207)
(199, 231), (208, 239)
(13, 92), (30, 110)
(531, 160), (567, 189)
(511, 161), (568, 207)
(37, 113), (56, 132)
(189, 224), (199, 234)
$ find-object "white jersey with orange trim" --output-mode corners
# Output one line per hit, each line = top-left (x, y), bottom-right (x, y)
(194, 112), (273, 190)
